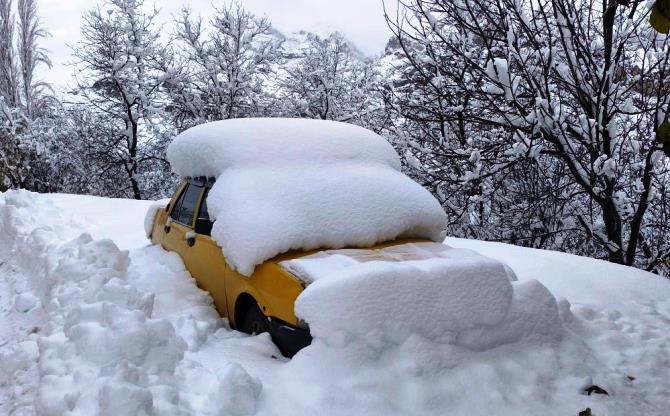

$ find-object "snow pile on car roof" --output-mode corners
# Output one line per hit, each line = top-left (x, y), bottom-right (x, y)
(167, 118), (447, 275)
(283, 242), (563, 349)
(167, 118), (402, 176)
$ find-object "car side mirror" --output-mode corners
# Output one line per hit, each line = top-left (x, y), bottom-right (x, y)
(194, 218), (213, 236)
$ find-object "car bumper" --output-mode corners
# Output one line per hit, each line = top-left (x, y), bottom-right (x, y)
(267, 317), (312, 358)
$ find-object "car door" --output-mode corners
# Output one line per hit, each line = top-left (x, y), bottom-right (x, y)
(156, 179), (228, 318)
(187, 186), (229, 318)
(162, 179), (202, 259)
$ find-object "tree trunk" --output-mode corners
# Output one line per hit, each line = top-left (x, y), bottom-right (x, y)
(128, 113), (141, 200)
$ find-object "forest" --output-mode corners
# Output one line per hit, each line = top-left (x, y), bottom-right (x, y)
(0, 0), (669, 276)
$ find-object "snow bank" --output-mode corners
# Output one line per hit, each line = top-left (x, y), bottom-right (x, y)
(176, 361), (263, 416)
(167, 119), (447, 275)
(44, 193), (155, 250)
(5, 192), (670, 416)
(289, 242), (563, 350)
(0, 191), (261, 415)
(129, 245), (223, 352)
(0, 191), (184, 414)
(445, 236), (670, 306)
(166, 118), (401, 176)
(457, 280), (563, 351)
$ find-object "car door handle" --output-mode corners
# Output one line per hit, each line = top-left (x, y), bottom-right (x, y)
(186, 235), (196, 247)
(164, 224), (171, 234)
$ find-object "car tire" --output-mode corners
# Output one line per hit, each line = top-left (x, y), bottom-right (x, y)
(241, 303), (271, 335)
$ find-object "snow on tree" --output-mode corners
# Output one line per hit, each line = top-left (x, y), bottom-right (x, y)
(276, 32), (389, 131)
(0, 0), (51, 192)
(17, 0), (51, 118)
(167, 3), (281, 129)
(0, 0), (18, 107)
(385, 0), (670, 274)
(72, 0), (171, 200)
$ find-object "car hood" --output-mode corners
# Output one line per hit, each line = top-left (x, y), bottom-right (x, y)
(278, 241), (518, 285)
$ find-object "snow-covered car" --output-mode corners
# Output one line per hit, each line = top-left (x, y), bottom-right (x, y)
(146, 118), (514, 357)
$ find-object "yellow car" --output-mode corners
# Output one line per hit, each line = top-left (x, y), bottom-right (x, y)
(148, 176), (426, 357)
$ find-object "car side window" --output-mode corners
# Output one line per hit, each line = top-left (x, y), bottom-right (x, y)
(170, 183), (189, 222)
(176, 182), (203, 227)
(195, 188), (213, 236)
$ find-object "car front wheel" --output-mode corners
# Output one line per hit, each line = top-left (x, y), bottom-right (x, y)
(241, 303), (270, 335)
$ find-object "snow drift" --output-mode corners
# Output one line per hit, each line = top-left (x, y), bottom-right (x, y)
(283, 243), (562, 349)
(166, 118), (447, 275)
(0, 191), (260, 416)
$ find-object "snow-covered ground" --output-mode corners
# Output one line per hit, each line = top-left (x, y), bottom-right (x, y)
(1, 191), (669, 415)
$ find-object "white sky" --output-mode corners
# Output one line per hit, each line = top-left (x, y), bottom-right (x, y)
(38, 0), (395, 89)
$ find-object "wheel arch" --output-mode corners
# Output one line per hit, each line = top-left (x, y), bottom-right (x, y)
(233, 292), (258, 330)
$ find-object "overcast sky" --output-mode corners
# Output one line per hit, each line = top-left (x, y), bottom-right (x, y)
(38, 0), (394, 90)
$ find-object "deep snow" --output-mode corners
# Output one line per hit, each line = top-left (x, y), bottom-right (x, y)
(166, 119), (447, 275)
(166, 118), (402, 176)
(206, 163), (447, 275)
(1, 191), (670, 416)
(282, 243), (555, 348)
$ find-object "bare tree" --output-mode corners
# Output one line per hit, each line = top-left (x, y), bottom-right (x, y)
(72, 0), (170, 200)
(277, 32), (390, 132)
(168, 2), (281, 129)
(386, 0), (670, 274)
